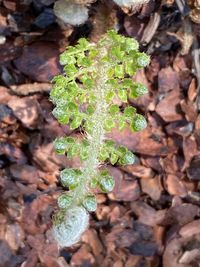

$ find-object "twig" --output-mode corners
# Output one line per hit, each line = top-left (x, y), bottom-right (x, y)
(141, 12), (161, 44)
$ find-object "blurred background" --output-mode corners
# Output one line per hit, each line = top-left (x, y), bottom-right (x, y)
(0, 0), (200, 266)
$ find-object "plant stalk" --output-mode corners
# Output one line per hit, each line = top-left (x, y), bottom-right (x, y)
(73, 52), (109, 204)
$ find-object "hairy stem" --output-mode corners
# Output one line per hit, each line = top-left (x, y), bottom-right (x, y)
(73, 50), (109, 204)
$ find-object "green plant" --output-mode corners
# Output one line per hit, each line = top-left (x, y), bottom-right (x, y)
(50, 30), (149, 247)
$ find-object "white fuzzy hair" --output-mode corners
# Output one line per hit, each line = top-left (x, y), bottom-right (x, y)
(53, 206), (89, 247)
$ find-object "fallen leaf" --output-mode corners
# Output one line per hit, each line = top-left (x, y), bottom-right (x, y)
(187, 156), (200, 181)
(8, 96), (42, 129)
(108, 127), (176, 156)
(140, 176), (163, 200)
(155, 90), (183, 122)
(165, 174), (187, 197)
(109, 177), (140, 202)
(158, 67), (179, 93)
(14, 42), (61, 82)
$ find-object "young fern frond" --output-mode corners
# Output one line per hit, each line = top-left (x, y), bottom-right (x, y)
(51, 30), (150, 247)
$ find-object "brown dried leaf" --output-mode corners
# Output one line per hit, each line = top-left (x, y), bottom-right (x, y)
(163, 203), (199, 226)
(31, 142), (67, 172)
(142, 156), (162, 172)
(121, 164), (155, 178)
(90, 3), (117, 42)
(0, 86), (13, 104)
(158, 67), (179, 93)
(70, 245), (96, 266)
(139, 0), (156, 18)
(5, 223), (25, 251)
(187, 156), (200, 180)
(82, 229), (104, 256)
(180, 99), (197, 122)
(106, 226), (139, 249)
(9, 164), (39, 184)
(22, 195), (53, 234)
(124, 16), (146, 40)
(95, 204), (111, 221)
(131, 201), (166, 227)
(0, 41), (22, 63)
(129, 241), (157, 257)
(163, 220), (200, 267)
(141, 176), (163, 200)
(21, 249), (38, 267)
(14, 42), (61, 82)
(0, 142), (27, 164)
(165, 121), (193, 137)
(10, 83), (51, 96)
(179, 249), (200, 264)
(182, 135), (198, 170)
(155, 90), (183, 122)
(163, 238), (185, 267)
(188, 78), (197, 101)
(8, 96), (42, 129)
(165, 174), (187, 197)
(108, 127), (176, 156)
(108, 204), (126, 224)
(190, 8), (200, 24)
(0, 240), (13, 267)
(125, 255), (143, 267)
(179, 219), (200, 238)
(109, 178), (140, 202)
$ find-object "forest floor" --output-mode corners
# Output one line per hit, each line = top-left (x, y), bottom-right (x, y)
(0, 0), (200, 266)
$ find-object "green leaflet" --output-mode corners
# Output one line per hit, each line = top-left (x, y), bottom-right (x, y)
(82, 195), (97, 212)
(99, 175), (115, 193)
(58, 193), (73, 209)
(60, 168), (82, 188)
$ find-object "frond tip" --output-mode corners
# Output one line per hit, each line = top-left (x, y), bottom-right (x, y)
(53, 206), (89, 247)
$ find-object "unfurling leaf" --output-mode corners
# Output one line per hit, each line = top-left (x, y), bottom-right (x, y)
(99, 176), (115, 192)
(131, 114), (147, 132)
(82, 195), (97, 212)
(58, 193), (73, 209)
(60, 168), (81, 188)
